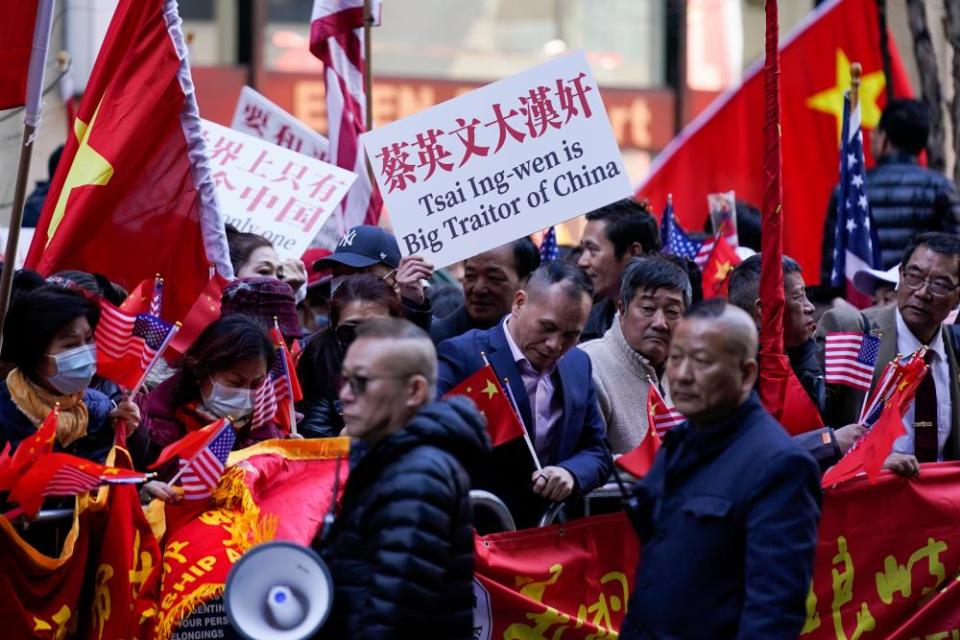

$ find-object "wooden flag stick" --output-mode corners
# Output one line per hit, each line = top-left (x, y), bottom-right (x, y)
(130, 322), (181, 398)
(274, 317), (298, 436)
(850, 62), (862, 111)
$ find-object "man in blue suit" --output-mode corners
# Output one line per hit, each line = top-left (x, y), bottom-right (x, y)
(437, 261), (612, 529)
(621, 300), (821, 639)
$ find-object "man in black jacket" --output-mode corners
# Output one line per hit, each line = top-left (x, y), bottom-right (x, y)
(728, 253), (866, 470)
(821, 99), (960, 283)
(430, 238), (540, 345)
(317, 318), (490, 640)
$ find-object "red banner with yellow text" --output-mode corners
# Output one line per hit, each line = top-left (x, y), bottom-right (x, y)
(150, 438), (348, 640)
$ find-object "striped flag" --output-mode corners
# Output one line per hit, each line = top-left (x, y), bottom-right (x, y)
(660, 197), (701, 261)
(178, 423), (236, 500)
(648, 381), (685, 437)
(268, 326), (303, 433)
(309, 0), (383, 231)
(694, 237), (715, 268)
(825, 332), (880, 391)
(539, 226), (559, 262)
(43, 464), (102, 496)
(96, 300), (176, 389)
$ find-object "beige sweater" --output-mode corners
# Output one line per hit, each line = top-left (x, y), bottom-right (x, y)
(580, 318), (671, 454)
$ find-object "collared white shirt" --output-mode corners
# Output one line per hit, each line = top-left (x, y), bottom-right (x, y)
(892, 309), (952, 460)
(503, 315), (562, 463)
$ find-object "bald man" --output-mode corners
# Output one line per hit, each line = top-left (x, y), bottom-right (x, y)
(621, 300), (821, 640)
(316, 318), (491, 640)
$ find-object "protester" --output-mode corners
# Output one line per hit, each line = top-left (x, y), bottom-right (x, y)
(577, 198), (660, 342)
(313, 224), (435, 330)
(225, 224), (282, 279)
(0, 285), (144, 464)
(852, 264), (899, 307)
(817, 232), (960, 475)
(22, 145), (64, 228)
(821, 99), (960, 282)
(580, 256), (690, 454)
(220, 277), (303, 346)
(316, 318), (489, 640)
(437, 260), (611, 528)
(620, 300), (820, 638)
(297, 274), (403, 438)
(139, 315), (282, 467)
(430, 238), (540, 345)
(727, 254), (867, 470)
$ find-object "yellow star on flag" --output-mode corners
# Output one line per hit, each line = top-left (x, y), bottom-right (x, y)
(47, 102), (114, 245)
(715, 261), (734, 282)
(806, 49), (886, 142)
(482, 380), (498, 399)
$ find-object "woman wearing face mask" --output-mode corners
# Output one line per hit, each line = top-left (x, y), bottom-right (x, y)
(297, 274), (402, 438)
(0, 285), (143, 464)
(139, 315), (281, 467)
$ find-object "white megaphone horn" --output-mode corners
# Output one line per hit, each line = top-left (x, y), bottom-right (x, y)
(224, 541), (334, 639)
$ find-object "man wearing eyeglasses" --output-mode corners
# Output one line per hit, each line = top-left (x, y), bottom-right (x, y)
(816, 232), (960, 475)
(317, 317), (490, 640)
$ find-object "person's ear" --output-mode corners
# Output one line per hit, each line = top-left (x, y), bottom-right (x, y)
(752, 298), (762, 324)
(741, 357), (759, 395)
(406, 375), (430, 407)
(617, 299), (626, 317)
(512, 289), (527, 317)
(628, 242), (644, 258)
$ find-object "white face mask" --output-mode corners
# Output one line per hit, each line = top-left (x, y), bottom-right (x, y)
(46, 343), (97, 394)
(203, 379), (255, 419)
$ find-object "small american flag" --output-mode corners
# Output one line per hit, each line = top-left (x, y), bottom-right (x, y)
(98, 302), (174, 370)
(694, 237), (716, 269)
(825, 332), (880, 391)
(648, 381), (685, 437)
(660, 198), (701, 261)
(251, 356), (284, 430)
(539, 226), (559, 262)
(179, 424), (235, 500)
(43, 464), (102, 496)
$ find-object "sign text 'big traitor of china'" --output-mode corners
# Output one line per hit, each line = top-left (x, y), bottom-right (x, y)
(361, 51), (632, 268)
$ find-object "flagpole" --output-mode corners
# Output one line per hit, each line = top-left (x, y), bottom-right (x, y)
(850, 62), (862, 111)
(363, 0), (374, 132)
(274, 317), (298, 436)
(0, 0), (56, 350)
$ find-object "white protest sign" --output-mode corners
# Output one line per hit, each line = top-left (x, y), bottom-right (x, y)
(0, 227), (34, 270)
(231, 86), (331, 162)
(360, 50), (631, 268)
(201, 119), (357, 260)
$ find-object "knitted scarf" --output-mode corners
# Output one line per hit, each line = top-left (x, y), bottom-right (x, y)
(6, 368), (90, 448)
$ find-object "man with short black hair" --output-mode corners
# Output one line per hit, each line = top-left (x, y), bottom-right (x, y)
(437, 261), (611, 529)
(821, 99), (960, 282)
(430, 238), (540, 345)
(577, 198), (660, 341)
(817, 232), (960, 475)
(317, 318), (489, 640)
(621, 300), (820, 639)
(581, 256), (690, 453)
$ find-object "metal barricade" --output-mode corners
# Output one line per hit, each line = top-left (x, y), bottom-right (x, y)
(469, 490), (516, 532)
(537, 501), (566, 528)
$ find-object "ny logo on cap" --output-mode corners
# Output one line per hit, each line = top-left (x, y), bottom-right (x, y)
(339, 230), (358, 247)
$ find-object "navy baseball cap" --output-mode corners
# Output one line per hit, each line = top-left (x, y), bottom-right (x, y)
(312, 225), (402, 271)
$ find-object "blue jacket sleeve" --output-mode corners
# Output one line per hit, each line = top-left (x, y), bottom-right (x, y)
(555, 359), (612, 494)
(436, 338), (468, 396)
(738, 448), (821, 639)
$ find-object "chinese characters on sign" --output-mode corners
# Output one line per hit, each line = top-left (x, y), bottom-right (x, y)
(361, 51), (631, 269)
(201, 119), (356, 259)
(231, 86), (331, 162)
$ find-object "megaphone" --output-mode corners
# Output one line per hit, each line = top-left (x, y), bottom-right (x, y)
(224, 541), (334, 639)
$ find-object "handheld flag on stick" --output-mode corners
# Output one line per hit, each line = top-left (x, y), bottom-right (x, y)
(149, 418), (233, 471)
(0, 404), (58, 492)
(616, 388), (668, 478)
(96, 298), (177, 391)
(647, 379), (685, 439)
(539, 227), (559, 262)
(443, 364), (526, 447)
(660, 195), (702, 261)
(701, 235), (740, 299)
(270, 321), (303, 435)
(176, 425), (236, 500)
(824, 332), (881, 391)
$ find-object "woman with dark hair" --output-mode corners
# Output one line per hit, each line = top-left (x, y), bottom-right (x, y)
(226, 224), (281, 279)
(0, 285), (142, 463)
(139, 315), (282, 463)
(297, 274), (403, 438)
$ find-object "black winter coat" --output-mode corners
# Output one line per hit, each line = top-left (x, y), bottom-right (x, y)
(316, 397), (491, 640)
(821, 153), (960, 283)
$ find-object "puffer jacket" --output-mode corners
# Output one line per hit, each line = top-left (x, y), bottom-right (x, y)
(821, 153), (960, 283)
(316, 396), (491, 640)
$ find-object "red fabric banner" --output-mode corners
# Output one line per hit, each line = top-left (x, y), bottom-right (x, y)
(0, 0), (38, 109)
(637, 0), (912, 284)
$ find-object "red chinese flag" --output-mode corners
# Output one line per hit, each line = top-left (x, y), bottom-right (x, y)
(701, 235), (741, 299)
(443, 365), (524, 447)
(616, 391), (665, 477)
(24, 0), (231, 322)
(637, 0), (912, 284)
(165, 272), (229, 362)
(0, 1), (38, 109)
(149, 418), (229, 470)
(0, 407), (57, 491)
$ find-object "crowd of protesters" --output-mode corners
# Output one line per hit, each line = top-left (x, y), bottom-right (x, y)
(0, 97), (958, 638)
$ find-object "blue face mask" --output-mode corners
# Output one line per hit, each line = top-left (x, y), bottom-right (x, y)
(46, 343), (97, 394)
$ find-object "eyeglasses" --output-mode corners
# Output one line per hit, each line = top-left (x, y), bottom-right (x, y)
(341, 372), (411, 396)
(901, 269), (960, 297)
